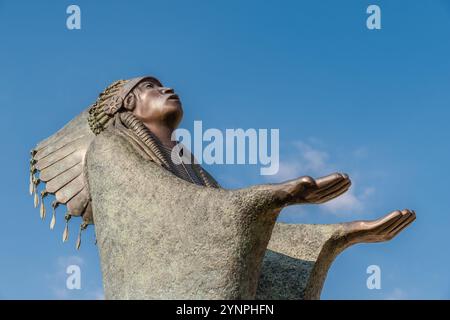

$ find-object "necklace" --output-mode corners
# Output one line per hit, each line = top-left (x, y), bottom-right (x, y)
(158, 142), (198, 185)
(118, 112), (206, 186)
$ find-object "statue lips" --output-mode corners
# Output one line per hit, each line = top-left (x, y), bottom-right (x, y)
(166, 93), (181, 105)
(167, 93), (180, 101)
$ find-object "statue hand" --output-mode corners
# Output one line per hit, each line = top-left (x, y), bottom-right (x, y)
(277, 172), (351, 206)
(343, 209), (416, 245)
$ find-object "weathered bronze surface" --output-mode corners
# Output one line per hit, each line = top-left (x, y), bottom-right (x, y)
(29, 76), (415, 299)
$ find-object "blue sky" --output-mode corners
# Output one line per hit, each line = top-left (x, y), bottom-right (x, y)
(0, 0), (449, 299)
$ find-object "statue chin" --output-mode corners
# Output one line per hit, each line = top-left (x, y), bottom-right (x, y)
(162, 102), (183, 126)
(165, 98), (182, 110)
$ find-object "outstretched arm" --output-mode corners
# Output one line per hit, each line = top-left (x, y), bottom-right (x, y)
(241, 172), (351, 211)
(257, 209), (416, 300)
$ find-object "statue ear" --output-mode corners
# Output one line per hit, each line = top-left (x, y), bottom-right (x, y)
(124, 93), (136, 111)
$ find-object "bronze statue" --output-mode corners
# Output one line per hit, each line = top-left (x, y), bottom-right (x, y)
(29, 76), (415, 299)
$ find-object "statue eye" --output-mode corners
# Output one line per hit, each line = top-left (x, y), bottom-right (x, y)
(146, 83), (154, 88)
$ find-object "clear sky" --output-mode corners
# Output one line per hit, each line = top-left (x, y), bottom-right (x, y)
(1, 0), (449, 299)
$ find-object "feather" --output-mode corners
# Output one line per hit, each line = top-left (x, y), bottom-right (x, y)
(50, 210), (56, 230)
(34, 133), (86, 161)
(39, 191), (47, 220)
(49, 201), (58, 229)
(29, 172), (34, 195)
(62, 221), (69, 242)
(76, 229), (82, 250)
(39, 154), (81, 182)
(35, 136), (91, 171)
(55, 175), (85, 205)
(67, 188), (89, 216)
(34, 192), (39, 208)
(34, 108), (90, 151)
(45, 163), (83, 194)
(40, 200), (46, 219)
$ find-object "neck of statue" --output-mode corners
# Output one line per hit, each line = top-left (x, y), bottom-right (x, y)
(142, 121), (177, 149)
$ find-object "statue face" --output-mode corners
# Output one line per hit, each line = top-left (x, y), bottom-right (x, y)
(130, 77), (183, 129)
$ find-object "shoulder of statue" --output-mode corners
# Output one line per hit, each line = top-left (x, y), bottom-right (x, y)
(88, 124), (140, 162)
(88, 120), (170, 175)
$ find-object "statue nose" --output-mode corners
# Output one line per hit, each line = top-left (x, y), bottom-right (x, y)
(160, 87), (174, 95)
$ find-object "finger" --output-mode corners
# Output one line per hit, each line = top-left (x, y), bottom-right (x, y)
(315, 173), (347, 189)
(314, 179), (351, 199)
(387, 217), (415, 239)
(314, 182), (351, 203)
(387, 211), (416, 237)
(381, 210), (412, 234)
(315, 173), (345, 189)
(313, 182), (351, 204)
(371, 210), (404, 233)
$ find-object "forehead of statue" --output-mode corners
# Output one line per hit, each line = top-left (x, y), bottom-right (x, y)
(138, 77), (163, 88)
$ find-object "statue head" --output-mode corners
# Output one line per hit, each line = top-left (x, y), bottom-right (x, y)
(123, 77), (183, 131)
(88, 76), (183, 134)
